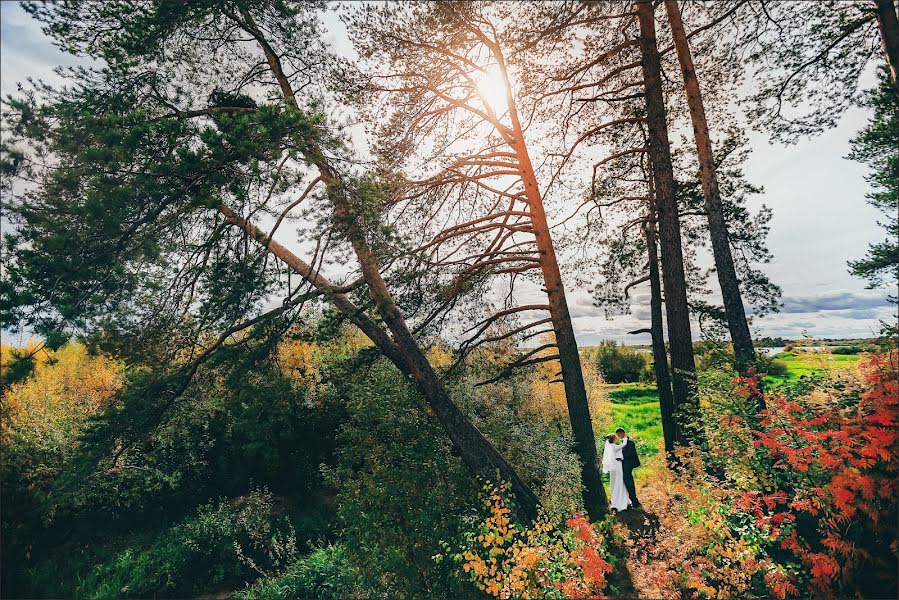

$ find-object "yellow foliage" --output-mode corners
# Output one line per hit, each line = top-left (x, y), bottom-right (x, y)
(276, 325), (374, 385)
(457, 489), (612, 598)
(523, 333), (608, 427)
(2, 342), (122, 443)
(426, 343), (454, 369)
(277, 339), (319, 385)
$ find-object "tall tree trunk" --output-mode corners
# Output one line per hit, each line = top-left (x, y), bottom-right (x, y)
(491, 43), (608, 519)
(643, 192), (677, 455)
(874, 0), (899, 94)
(235, 7), (540, 522)
(664, 0), (759, 381)
(636, 0), (698, 444)
(329, 184), (541, 523)
(515, 143), (608, 520)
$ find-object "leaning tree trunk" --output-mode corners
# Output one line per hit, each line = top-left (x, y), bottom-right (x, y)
(664, 0), (759, 380)
(235, 7), (541, 523)
(218, 205), (409, 370)
(874, 0), (899, 95)
(636, 0), (698, 444)
(329, 181), (542, 523)
(643, 195), (678, 455)
(220, 199), (540, 523)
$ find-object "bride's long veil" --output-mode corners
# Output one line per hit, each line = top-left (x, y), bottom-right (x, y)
(601, 441), (615, 474)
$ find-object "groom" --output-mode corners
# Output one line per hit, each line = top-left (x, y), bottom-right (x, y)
(616, 427), (641, 509)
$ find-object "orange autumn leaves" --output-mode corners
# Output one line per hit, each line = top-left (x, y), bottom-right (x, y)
(451, 486), (612, 599)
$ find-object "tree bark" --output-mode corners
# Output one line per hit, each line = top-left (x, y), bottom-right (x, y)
(217, 205), (408, 370)
(664, 0), (759, 379)
(636, 0), (698, 443)
(488, 41), (608, 519)
(328, 180), (542, 523)
(220, 197), (540, 523)
(643, 196), (677, 455)
(874, 0), (899, 95)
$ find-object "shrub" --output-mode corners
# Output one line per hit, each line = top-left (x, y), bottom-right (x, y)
(607, 386), (658, 405)
(445, 485), (614, 598)
(322, 353), (588, 597)
(590, 341), (652, 384)
(65, 489), (298, 599)
(754, 352), (790, 380)
(1, 343), (123, 594)
(629, 353), (899, 599)
(322, 360), (479, 598)
(831, 344), (862, 354)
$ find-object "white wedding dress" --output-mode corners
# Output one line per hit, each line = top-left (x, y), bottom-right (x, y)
(602, 439), (632, 511)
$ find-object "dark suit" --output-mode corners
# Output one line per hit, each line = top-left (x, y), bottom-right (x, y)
(621, 437), (640, 507)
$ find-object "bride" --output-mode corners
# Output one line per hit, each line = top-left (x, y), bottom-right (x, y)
(602, 434), (632, 511)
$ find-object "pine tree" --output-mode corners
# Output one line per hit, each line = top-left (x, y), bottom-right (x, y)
(1, 1), (540, 521)
(848, 66), (899, 337)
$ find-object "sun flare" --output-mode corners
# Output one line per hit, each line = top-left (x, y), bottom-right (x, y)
(474, 64), (510, 114)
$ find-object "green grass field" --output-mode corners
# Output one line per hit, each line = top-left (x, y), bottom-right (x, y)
(764, 349), (863, 385)
(598, 384), (664, 488)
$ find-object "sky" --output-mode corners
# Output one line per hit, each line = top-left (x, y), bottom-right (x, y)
(1, 2), (893, 345)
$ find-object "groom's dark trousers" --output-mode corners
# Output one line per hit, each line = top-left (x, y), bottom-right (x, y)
(622, 438), (641, 507)
(622, 465), (639, 507)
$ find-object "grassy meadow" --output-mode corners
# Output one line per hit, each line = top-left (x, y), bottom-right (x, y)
(764, 348), (864, 384)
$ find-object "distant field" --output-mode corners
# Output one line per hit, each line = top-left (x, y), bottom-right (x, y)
(765, 349), (864, 385)
(599, 384), (663, 487)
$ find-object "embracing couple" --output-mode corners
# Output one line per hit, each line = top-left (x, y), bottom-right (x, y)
(602, 427), (641, 511)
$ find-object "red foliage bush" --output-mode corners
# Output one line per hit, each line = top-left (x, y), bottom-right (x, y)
(629, 352), (898, 599)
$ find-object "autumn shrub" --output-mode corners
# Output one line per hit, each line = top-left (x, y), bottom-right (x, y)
(1, 343), (123, 593)
(444, 484), (614, 598)
(321, 349), (590, 597)
(628, 353), (899, 599)
(520, 337), (609, 429)
(59, 351), (339, 527)
(1, 340), (340, 598)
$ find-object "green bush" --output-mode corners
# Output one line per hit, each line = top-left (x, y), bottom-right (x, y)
(831, 345), (862, 354)
(235, 545), (359, 600)
(48, 489), (299, 599)
(607, 385), (658, 405)
(318, 355), (586, 598)
(590, 341), (652, 384)
(322, 360), (479, 598)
